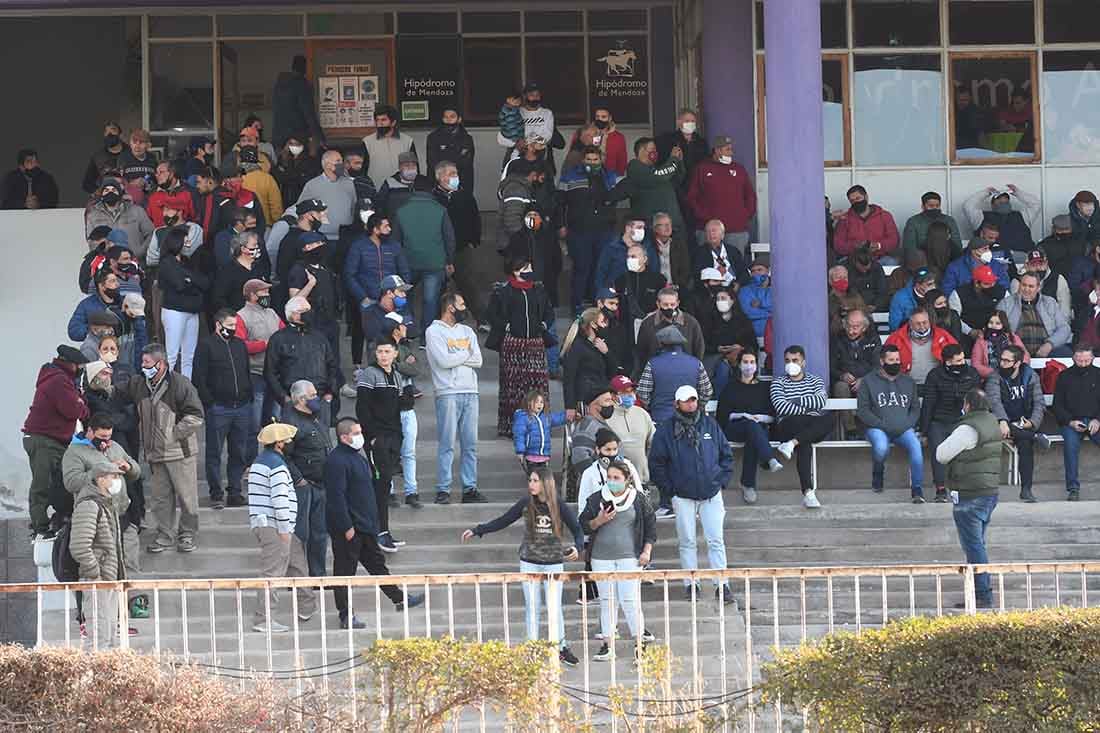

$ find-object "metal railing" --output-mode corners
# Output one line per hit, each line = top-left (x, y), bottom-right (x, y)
(8, 562), (1100, 731)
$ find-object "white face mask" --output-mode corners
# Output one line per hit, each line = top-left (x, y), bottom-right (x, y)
(718, 155), (732, 165)
(630, 227), (645, 243)
(979, 250), (993, 264)
(348, 434), (365, 451)
(681, 121), (697, 135)
(108, 477), (123, 496)
(626, 257), (642, 273)
(288, 145), (304, 156)
(785, 362), (803, 378)
(1091, 290), (1099, 305)
(716, 299), (732, 313)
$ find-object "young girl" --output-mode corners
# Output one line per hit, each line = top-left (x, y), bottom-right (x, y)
(462, 466), (583, 666)
(512, 389), (569, 475)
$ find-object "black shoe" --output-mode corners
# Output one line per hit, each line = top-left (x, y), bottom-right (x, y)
(912, 494), (926, 504)
(559, 647), (579, 667)
(395, 593), (424, 611)
(1020, 489), (1038, 503)
(210, 496), (225, 510)
(461, 489), (487, 504)
(1068, 489), (1081, 502)
(871, 486), (884, 494)
(640, 629), (656, 642)
(435, 491), (450, 505)
(226, 494), (246, 508)
(715, 586), (736, 606)
(593, 643), (613, 661)
(389, 532), (406, 547)
(339, 614), (366, 630)
(405, 493), (422, 509)
(388, 494), (401, 509)
(934, 489), (948, 503)
(377, 533), (398, 553)
(683, 583), (702, 601)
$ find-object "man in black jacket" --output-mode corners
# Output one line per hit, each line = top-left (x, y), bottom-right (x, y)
(272, 55), (324, 150)
(919, 343), (981, 502)
(848, 248), (890, 312)
(264, 296), (343, 426)
(426, 107), (475, 191)
(559, 146), (617, 314)
(192, 309), (253, 509)
(1, 148), (59, 210)
(830, 310), (882, 432)
(986, 344), (1048, 503)
(1053, 344), (1100, 500)
(281, 379), (332, 577)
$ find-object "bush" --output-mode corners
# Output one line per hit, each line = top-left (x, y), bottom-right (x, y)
(757, 607), (1100, 732)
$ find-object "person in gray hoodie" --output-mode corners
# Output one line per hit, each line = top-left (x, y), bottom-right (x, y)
(856, 343), (925, 501)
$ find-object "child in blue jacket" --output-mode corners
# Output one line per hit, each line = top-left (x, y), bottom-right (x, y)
(498, 94), (526, 147)
(512, 390), (569, 474)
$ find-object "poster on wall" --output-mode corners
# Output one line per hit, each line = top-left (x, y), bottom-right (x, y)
(318, 74), (378, 129)
(318, 76), (339, 129)
(396, 35), (462, 126)
(589, 36), (650, 124)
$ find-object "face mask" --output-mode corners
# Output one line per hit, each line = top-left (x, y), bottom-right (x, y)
(288, 145), (304, 156)
(647, 151), (658, 163)
(619, 394), (636, 409)
(525, 98), (541, 109)
(630, 228), (645, 243)
(740, 362), (757, 377)
(142, 365), (159, 380)
(447, 176), (460, 191)
(257, 295), (271, 308)
(219, 325), (236, 339)
(305, 245), (326, 264)
(594, 119), (609, 130)
(359, 210), (372, 224)
(598, 404), (615, 420)
(102, 192), (121, 206)
(978, 250), (993, 264)
(598, 455), (613, 467)
(1082, 203), (1097, 218)
(1091, 290), (1099, 306)
(309, 218), (323, 232)
(993, 202), (1012, 215)
(592, 135), (603, 145)
(681, 121), (696, 134)
(923, 208), (940, 218)
(851, 200), (868, 214)
(832, 279), (849, 294)
(393, 295), (408, 309)
(999, 366), (1016, 379)
(718, 155), (732, 165)
(100, 351), (118, 364)
(935, 306), (949, 317)
(601, 307), (618, 322)
(716, 299), (733, 313)
(883, 363), (902, 377)
(911, 327), (932, 339)
(91, 437), (109, 451)
(606, 480), (626, 494)
(400, 169), (417, 182)
(453, 308), (468, 323)
(333, 163), (346, 177)
(108, 477), (123, 496)
(305, 396), (323, 413)
(104, 134), (120, 148)
(519, 270), (535, 281)
(348, 434), (365, 451)
(659, 307), (678, 320)
(626, 257), (643, 272)
(751, 273), (769, 286)
(164, 215), (179, 226)
(103, 287), (120, 301)
(584, 164), (602, 174)
(947, 363), (965, 376)
(785, 362), (803, 378)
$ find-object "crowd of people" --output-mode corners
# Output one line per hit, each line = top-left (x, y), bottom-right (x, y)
(18, 54), (1100, 648)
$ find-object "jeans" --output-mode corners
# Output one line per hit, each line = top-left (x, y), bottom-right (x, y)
(397, 409), (418, 495)
(409, 268), (445, 337)
(295, 481), (329, 577)
(567, 229), (608, 310)
(865, 427), (924, 495)
(246, 374), (277, 465)
(926, 420), (954, 488)
(1059, 425), (1100, 490)
(772, 414), (834, 492)
(725, 419), (775, 488)
(520, 561), (566, 648)
(672, 493), (727, 588)
(952, 494), (998, 602)
(591, 557), (641, 639)
(162, 308), (199, 379)
(435, 393), (479, 494)
(204, 402), (251, 499)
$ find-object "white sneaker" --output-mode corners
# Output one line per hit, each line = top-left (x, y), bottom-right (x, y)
(767, 458), (784, 472)
(252, 620), (289, 633)
(777, 441), (795, 461)
(741, 486), (758, 504)
(802, 489), (821, 509)
(340, 384), (357, 399)
(655, 507), (676, 520)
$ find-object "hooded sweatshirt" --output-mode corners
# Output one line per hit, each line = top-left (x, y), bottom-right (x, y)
(22, 362), (89, 444)
(856, 370), (920, 436)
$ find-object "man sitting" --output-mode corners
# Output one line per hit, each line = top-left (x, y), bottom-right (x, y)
(942, 238), (1010, 297)
(770, 345), (832, 509)
(855, 344), (924, 502)
(1051, 344), (1100, 501)
(889, 266), (937, 331)
(1008, 248), (1071, 322)
(997, 272), (1072, 358)
(986, 344), (1048, 503)
(884, 308), (958, 391)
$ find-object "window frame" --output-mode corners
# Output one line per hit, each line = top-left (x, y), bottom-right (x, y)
(947, 49), (1041, 166)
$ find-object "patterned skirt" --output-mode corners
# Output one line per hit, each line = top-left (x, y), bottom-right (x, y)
(497, 334), (549, 437)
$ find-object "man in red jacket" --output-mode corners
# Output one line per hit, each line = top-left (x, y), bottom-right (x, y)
(884, 308), (957, 390)
(23, 345), (90, 536)
(834, 185), (901, 263)
(684, 135), (757, 257)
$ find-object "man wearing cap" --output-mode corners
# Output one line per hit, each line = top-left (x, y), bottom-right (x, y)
(962, 184), (1039, 256)
(684, 135), (756, 255)
(145, 194), (203, 268)
(607, 375), (656, 486)
(277, 199), (328, 285)
(1009, 248), (1071, 320)
(79, 310), (121, 363)
(363, 105), (417, 187)
(596, 288), (632, 376)
(266, 296), (343, 427)
(79, 226), (115, 293)
(612, 242), (665, 322)
(247, 422), (316, 633)
(377, 151), (430, 217)
(391, 177), (456, 339)
(649, 384), (735, 603)
(558, 145), (618, 312)
(636, 326), (713, 424)
(694, 219), (751, 290)
(23, 345), (90, 536)
(834, 185), (901, 263)
(361, 275), (411, 365)
(498, 83), (564, 177)
(213, 207), (270, 279)
(236, 279), (284, 458)
(889, 266), (938, 331)
(298, 150), (356, 241)
(427, 106), (476, 190)
(948, 264), (1008, 338)
(85, 177), (154, 262)
(942, 237), (1011, 298)
(345, 214), (411, 363)
(687, 267), (731, 321)
(1039, 214), (1087, 283)
(634, 287), (706, 381)
(997, 272), (1073, 358)
(1069, 190), (1100, 243)
(288, 231), (342, 362)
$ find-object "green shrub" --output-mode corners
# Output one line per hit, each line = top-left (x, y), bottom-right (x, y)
(757, 607), (1100, 732)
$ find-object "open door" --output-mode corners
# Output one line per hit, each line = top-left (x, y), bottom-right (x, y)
(306, 38), (395, 143)
(219, 43), (240, 159)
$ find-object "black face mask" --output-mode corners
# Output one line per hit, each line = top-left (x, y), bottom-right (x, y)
(883, 363), (902, 376)
(118, 262), (137, 274)
(91, 437), (109, 451)
(601, 307), (617, 321)
(946, 363), (965, 376)
(453, 308), (468, 323)
(851, 200), (869, 214)
(297, 311), (314, 327)
(659, 307), (678, 320)
(103, 287), (120, 301)
(999, 365), (1017, 379)
(1055, 232), (1071, 240)
(309, 218), (323, 232)
(598, 405), (615, 420)
(922, 209), (940, 218)
(305, 246), (326, 264)
(102, 192), (121, 206)
(164, 215), (179, 226)
(257, 295), (271, 308)
(594, 119), (609, 130)
(104, 134), (120, 148)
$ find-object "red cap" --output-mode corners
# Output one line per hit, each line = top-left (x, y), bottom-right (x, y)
(609, 375), (635, 393)
(973, 265), (997, 286)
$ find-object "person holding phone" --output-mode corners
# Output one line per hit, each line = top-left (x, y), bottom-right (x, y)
(462, 466), (583, 666)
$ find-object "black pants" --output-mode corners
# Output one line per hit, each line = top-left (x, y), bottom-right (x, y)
(1008, 424), (1037, 491)
(772, 414), (834, 492)
(348, 296), (365, 366)
(329, 530), (403, 613)
(927, 420), (953, 489)
(369, 432), (402, 534)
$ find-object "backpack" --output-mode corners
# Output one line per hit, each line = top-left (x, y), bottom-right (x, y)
(1041, 359), (1067, 395)
(51, 499), (101, 583)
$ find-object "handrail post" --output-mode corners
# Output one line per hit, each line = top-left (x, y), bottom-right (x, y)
(546, 570), (562, 733)
(963, 565), (977, 615)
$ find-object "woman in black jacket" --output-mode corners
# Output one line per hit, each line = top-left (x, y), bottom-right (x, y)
(157, 227), (210, 379)
(560, 307), (614, 411)
(698, 288), (757, 375)
(716, 350), (783, 505)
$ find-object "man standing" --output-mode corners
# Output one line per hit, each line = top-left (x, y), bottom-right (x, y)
(426, 293), (485, 504)
(920, 344), (981, 503)
(987, 344), (1047, 503)
(649, 385), (735, 605)
(997, 273), (1072, 358)
(82, 122), (126, 195)
(771, 345), (833, 509)
(633, 287), (706, 380)
(902, 191), (963, 256)
(606, 375), (656, 488)
(655, 108), (708, 179)
(1, 148), (59, 210)
(23, 346), (90, 536)
(361, 275), (411, 357)
(276, 199), (328, 286)
(426, 107), (475, 189)
(559, 146), (618, 313)
(192, 309), (253, 510)
(636, 326), (713, 424)
(935, 388), (1002, 609)
(610, 138), (685, 236)
(129, 343), (204, 553)
(288, 232), (342, 362)
(613, 245), (666, 324)
(85, 178), (154, 262)
(281, 380), (332, 579)
(834, 185), (900, 263)
(235, 279), (285, 460)
(1052, 344), (1100, 501)
(432, 161), (481, 317)
(324, 418), (423, 629)
(684, 135), (756, 254)
(264, 296), (342, 426)
(856, 344), (925, 502)
(595, 219), (647, 293)
(272, 55), (324, 150)
(298, 151), (356, 241)
(569, 388), (617, 487)
(363, 106), (417, 187)
(391, 181), (456, 338)
(1039, 214), (1086, 281)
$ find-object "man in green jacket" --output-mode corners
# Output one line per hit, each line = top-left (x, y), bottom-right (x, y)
(934, 387), (1001, 609)
(610, 137), (686, 235)
(901, 191), (963, 255)
(390, 183), (456, 338)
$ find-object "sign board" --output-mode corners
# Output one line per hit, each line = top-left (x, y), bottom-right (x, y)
(589, 36), (650, 124)
(325, 64), (372, 75)
(396, 35), (461, 126)
(319, 74), (378, 129)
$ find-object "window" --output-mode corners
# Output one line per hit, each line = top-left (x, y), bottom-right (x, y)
(526, 37), (586, 125)
(462, 38), (521, 124)
(525, 11), (583, 33)
(149, 43), (214, 131)
(950, 53), (1038, 163)
(853, 0), (940, 47)
(1044, 1), (1100, 44)
(149, 15), (212, 39)
(853, 54), (944, 166)
(755, 1), (846, 50)
(397, 12), (457, 35)
(1043, 52), (1100, 163)
(462, 12), (519, 34)
(588, 10), (647, 31)
(307, 13), (392, 36)
(217, 14), (301, 37)
(948, 1), (1034, 45)
(756, 54), (851, 166)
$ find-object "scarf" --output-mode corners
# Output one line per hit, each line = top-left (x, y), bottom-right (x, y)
(672, 409), (702, 450)
(508, 275), (534, 290)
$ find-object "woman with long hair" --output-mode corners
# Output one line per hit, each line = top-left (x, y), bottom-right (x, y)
(461, 466), (582, 666)
(970, 309), (1029, 378)
(560, 307), (613, 410)
(716, 350), (783, 506)
(157, 226), (210, 378)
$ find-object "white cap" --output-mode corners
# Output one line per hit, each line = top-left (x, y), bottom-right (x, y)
(674, 385), (699, 402)
(699, 267), (723, 282)
(384, 311), (404, 324)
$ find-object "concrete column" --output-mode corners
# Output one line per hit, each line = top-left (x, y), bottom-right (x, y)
(763, 0), (828, 378)
(701, 0), (756, 172)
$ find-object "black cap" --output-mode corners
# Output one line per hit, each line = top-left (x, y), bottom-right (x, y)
(523, 81), (541, 94)
(88, 225), (112, 241)
(585, 385), (613, 404)
(56, 345), (90, 365)
(296, 199), (327, 216)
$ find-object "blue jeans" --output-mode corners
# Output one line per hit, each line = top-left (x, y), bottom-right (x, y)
(724, 419), (774, 488)
(246, 374), (277, 465)
(1059, 425), (1100, 490)
(204, 402), (251, 498)
(591, 557), (641, 639)
(567, 229), (608, 310)
(520, 561), (566, 648)
(865, 427), (924, 495)
(952, 494), (998, 602)
(672, 493), (727, 588)
(294, 480), (328, 577)
(397, 409), (418, 495)
(435, 393), (479, 494)
(409, 268), (445, 337)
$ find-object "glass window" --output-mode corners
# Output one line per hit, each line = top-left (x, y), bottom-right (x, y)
(1044, 1), (1100, 44)
(755, 1), (846, 50)
(949, 1), (1034, 45)
(526, 37), (586, 125)
(853, 54), (944, 166)
(308, 13), (392, 36)
(462, 11), (520, 34)
(462, 38), (521, 124)
(148, 15), (212, 38)
(756, 55), (850, 166)
(525, 11), (583, 32)
(1043, 52), (1100, 163)
(397, 12), (457, 35)
(853, 0), (939, 47)
(217, 14), (300, 37)
(588, 9), (647, 32)
(149, 43), (214, 131)
(951, 54), (1037, 162)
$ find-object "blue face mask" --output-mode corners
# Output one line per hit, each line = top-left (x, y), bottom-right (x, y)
(393, 295), (407, 310)
(619, 394), (636, 409)
(752, 273), (768, 286)
(305, 396), (323, 414)
(447, 176), (460, 191)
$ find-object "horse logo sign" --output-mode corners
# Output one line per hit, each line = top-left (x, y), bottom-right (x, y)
(598, 45), (637, 78)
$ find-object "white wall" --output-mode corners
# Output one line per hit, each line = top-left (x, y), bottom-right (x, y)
(0, 210), (86, 515)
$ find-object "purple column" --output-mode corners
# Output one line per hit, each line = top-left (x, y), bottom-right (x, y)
(763, 0), (828, 379)
(701, 0), (756, 172)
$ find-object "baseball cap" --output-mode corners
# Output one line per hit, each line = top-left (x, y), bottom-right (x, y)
(397, 151), (418, 166)
(522, 81), (541, 94)
(296, 199), (327, 216)
(595, 287), (618, 301)
(972, 265), (997, 286)
(712, 135), (732, 149)
(674, 385), (699, 402)
(915, 267), (935, 284)
(300, 232), (326, 246)
(1027, 249), (1047, 265)
(381, 275), (410, 293)
(609, 375), (634, 393)
(106, 229), (129, 247)
(1052, 214), (1072, 229)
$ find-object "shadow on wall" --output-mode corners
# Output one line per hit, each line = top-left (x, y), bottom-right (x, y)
(0, 210), (86, 516)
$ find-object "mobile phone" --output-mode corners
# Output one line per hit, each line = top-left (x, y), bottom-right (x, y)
(601, 500), (614, 514)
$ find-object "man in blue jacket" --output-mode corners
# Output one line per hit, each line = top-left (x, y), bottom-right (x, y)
(889, 266), (937, 331)
(941, 238), (1010, 297)
(594, 218), (648, 291)
(345, 214), (410, 369)
(324, 417), (422, 629)
(648, 385), (735, 605)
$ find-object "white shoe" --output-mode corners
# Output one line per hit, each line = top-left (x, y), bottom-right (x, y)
(767, 458), (784, 472)
(340, 384), (357, 399)
(741, 486), (758, 504)
(252, 620), (289, 633)
(655, 507), (676, 520)
(802, 489), (821, 509)
(777, 441), (795, 461)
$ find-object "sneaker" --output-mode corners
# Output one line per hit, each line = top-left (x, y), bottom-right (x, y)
(177, 537), (196, 553)
(79, 621), (87, 639)
(1068, 489), (1080, 502)
(297, 611), (314, 622)
(252, 620), (289, 633)
(388, 532), (406, 547)
(418, 344), (426, 351)
(1036, 432), (1051, 450)
(741, 486), (758, 505)
(576, 591), (600, 605)
(640, 629), (656, 642)
(388, 494), (401, 509)
(912, 493), (926, 505)
(715, 586), (736, 606)
(802, 489), (821, 509)
(435, 491), (450, 504)
(147, 542), (171, 554)
(766, 458), (783, 472)
(1020, 489), (1038, 503)
(123, 626), (139, 637)
(413, 390), (424, 399)
(339, 615), (366, 630)
(934, 488), (948, 503)
(594, 631), (607, 640)
(656, 506), (676, 520)
(953, 598), (994, 610)
(405, 493), (422, 509)
(871, 486), (884, 494)
(227, 494), (247, 508)
(377, 533), (398, 553)
(129, 595), (150, 619)
(559, 647), (579, 667)
(478, 323), (491, 334)
(593, 643), (613, 661)
(395, 593), (424, 611)
(340, 384), (358, 399)
(776, 441), (795, 461)
(683, 582), (702, 600)
(210, 496), (225, 510)
(461, 489), (487, 504)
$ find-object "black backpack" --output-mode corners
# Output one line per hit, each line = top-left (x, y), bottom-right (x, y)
(51, 500), (101, 583)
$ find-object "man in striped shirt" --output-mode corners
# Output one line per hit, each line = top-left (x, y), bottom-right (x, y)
(770, 345), (833, 509)
(248, 422), (316, 633)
